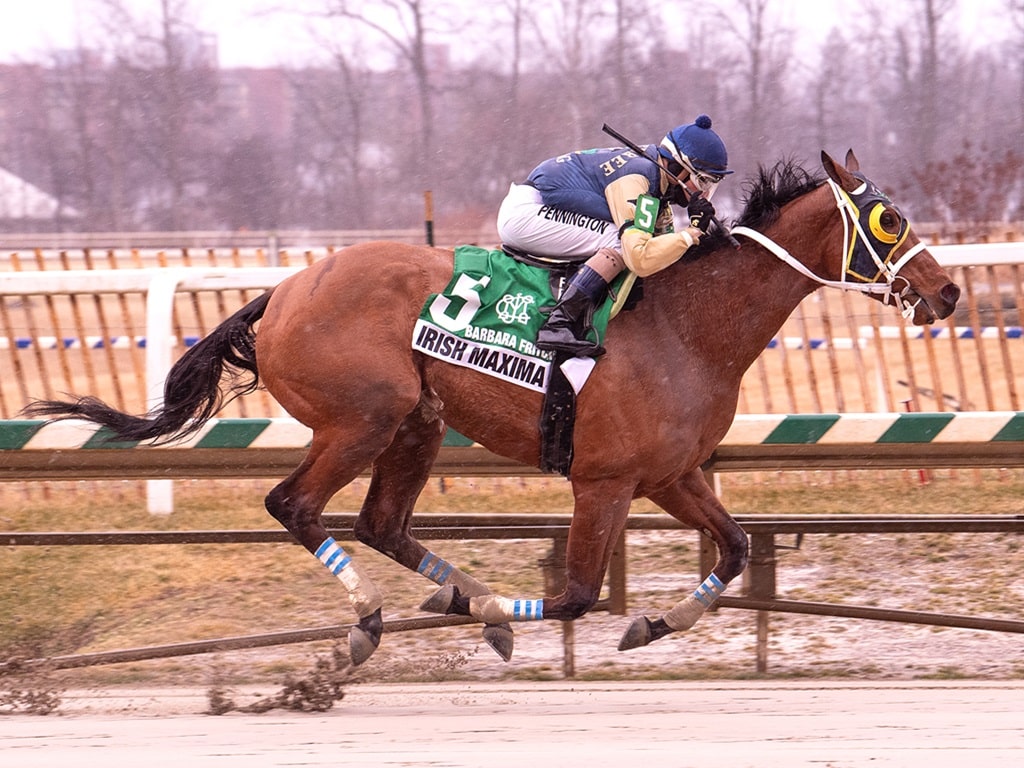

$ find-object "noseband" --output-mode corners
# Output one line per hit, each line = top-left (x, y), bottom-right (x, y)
(731, 178), (927, 320)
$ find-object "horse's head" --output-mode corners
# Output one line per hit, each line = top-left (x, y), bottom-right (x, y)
(819, 149), (960, 325)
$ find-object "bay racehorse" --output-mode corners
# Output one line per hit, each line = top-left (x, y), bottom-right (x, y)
(24, 151), (959, 666)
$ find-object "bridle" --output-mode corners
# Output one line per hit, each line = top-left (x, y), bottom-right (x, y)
(730, 177), (928, 320)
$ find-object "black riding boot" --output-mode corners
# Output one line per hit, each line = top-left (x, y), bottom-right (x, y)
(536, 265), (609, 357)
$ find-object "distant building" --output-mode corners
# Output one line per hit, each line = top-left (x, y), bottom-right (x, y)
(0, 166), (81, 230)
(219, 68), (294, 142)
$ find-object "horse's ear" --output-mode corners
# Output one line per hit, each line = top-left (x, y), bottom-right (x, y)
(845, 149), (860, 172)
(821, 150), (858, 190)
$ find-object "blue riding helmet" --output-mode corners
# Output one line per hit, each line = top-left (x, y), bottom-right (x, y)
(658, 114), (733, 178)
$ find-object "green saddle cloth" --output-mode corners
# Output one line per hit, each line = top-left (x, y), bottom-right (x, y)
(412, 245), (626, 393)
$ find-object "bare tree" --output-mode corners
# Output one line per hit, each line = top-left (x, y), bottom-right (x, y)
(701, 0), (794, 171)
(1001, 0), (1024, 218)
(47, 50), (114, 229)
(1010, 0), (1024, 156)
(287, 48), (378, 228)
(911, 0), (956, 162)
(0, 64), (74, 230)
(5, 0), (1024, 234)
(217, 134), (284, 230)
(523, 0), (612, 148)
(90, 0), (220, 229)
(316, 0), (457, 191)
(484, 0), (527, 178)
(801, 2), (893, 167)
(603, 0), (662, 117)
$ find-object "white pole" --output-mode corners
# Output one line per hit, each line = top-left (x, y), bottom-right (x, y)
(144, 271), (185, 515)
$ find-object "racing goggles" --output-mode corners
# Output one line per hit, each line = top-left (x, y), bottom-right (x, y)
(682, 160), (725, 195)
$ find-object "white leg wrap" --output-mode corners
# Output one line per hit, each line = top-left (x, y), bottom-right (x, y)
(417, 551), (491, 597)
(469, 594), (544, 623)
(315, 537), (383, 619)
(663, 573), (726, 631)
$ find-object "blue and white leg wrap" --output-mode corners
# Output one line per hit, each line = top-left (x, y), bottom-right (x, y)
(693, 572), (726, 607)
(315, 537), (383, 618)
(469, 594), (544, 623)
(418, 551), (455, 584)
(663, 573), (726, 631)
(417, 551), (491, 597)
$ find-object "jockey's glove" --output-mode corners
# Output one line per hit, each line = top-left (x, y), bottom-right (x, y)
(687, 194), (715, 234)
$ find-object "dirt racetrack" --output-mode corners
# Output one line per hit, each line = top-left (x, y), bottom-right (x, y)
(3, 680), (1022, 767)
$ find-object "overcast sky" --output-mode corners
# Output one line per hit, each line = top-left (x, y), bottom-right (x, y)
(1, 0), (296, 67)
(0, 0), (1012, 69)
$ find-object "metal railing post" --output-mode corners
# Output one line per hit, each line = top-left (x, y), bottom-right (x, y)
(539, 536), (574, 678)
(747, 532), (777, 673)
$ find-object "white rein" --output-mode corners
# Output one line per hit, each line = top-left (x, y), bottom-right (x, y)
(730, 178), (927, 320)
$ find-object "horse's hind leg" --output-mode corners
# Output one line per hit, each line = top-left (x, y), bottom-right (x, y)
(618, 468), (749, 651)
(353, 399), (515, 661)
(264, 430), (393, 666)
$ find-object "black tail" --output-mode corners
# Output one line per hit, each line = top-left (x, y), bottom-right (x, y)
(21, 290), (275, 445)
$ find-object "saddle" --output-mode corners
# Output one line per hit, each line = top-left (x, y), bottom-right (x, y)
(499, 244), (644, 477)
(500, 244), (645, 315)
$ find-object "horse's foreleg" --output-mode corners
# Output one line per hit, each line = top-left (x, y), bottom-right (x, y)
(354, 404), (515, 661)
(423, 477), (634, 626)
(619, 469), (749, 651)
(265, 434), (389, 666)
(541, 478), (633, 620)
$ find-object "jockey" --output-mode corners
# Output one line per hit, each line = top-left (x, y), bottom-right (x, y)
(497, 114), (732, 356)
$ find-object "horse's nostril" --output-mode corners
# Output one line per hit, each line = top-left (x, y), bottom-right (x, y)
(941, 282), (961, 307)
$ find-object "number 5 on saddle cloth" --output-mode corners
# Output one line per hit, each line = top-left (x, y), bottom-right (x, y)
(412, 244), (637, 475)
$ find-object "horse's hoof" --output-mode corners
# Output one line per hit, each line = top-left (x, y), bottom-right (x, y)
(618, 615), (654, 651)
(349, 608), (383, 666)
(420, 584), (456, 614)
(482, 622), (514, 662)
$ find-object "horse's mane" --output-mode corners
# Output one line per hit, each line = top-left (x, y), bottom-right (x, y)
(689, 157), (825, 256)
(734, 158), (825, 230)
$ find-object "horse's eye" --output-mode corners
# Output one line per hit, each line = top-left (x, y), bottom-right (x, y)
(869, 203), (901, 243)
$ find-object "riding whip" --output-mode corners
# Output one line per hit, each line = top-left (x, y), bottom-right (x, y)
(601, 123), (741, 249)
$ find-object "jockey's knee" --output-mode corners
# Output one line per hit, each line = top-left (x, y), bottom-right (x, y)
(590, 246), (625, 275)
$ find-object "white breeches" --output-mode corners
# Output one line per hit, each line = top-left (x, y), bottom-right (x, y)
(496, 183), (621, 259)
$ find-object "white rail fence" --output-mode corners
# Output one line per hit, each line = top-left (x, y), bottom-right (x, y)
(0, 242), (1019, 513)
